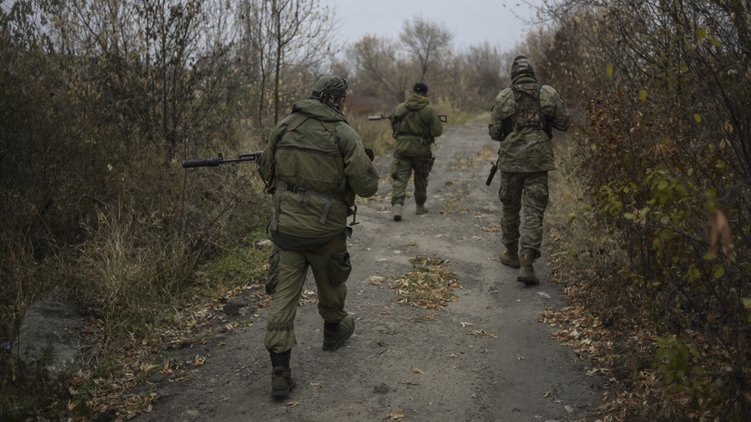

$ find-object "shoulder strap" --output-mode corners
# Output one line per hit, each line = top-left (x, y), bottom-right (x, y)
(287, 113), (309, 132)
(393, 107), (411, 124)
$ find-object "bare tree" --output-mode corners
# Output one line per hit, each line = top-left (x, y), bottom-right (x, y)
(399, 16), (453, 81)
(238, 0), (337, 126)
(48, 0), (237, 157)
(346, 35), (412, 104)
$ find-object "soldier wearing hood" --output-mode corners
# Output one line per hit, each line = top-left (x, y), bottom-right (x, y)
(258, 75), (380, 398)
(388, 82), (444, 221)
(488, 55), (570, 285)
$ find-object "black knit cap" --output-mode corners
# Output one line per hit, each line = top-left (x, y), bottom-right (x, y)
(413, 82), (428, 94)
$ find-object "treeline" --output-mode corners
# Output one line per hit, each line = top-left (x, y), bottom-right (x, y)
(530, 0), (751, 419)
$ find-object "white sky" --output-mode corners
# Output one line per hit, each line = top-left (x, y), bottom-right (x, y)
(326, 0), (545, 54)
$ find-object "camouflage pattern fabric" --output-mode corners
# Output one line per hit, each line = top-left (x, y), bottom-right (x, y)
(309, 75), (348, 111)
(390, 155), (430, 206)
(264, 234), (350, 353)
(499, 171), (549, 258)
(488, 56), (570, 173)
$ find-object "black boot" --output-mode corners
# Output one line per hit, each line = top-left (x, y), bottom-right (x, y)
(269, 349), (295, 397)
(322, 316), (355, 351)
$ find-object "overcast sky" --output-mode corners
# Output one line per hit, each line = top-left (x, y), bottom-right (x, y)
(325, 0), (545, 54)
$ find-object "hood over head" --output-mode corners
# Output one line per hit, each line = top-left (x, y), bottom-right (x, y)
(511, 55), (536, 82)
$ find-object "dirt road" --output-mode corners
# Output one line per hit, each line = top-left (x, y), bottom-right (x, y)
(135, 118), (604, 422)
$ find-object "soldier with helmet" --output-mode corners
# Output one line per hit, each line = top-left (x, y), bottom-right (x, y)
(258, 75), (380, 397)
(488, 56), (570, 285)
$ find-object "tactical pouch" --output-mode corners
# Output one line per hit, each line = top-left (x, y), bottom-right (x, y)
(421, 155), (435, 176)
(265, 249), (281, 295)
(329, 250), (352, 286)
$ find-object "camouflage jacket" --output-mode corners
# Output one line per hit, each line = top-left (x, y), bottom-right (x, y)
(488, 75), (570, 172)
(259, 98), (379, 245)
(390, 94), (443, 157)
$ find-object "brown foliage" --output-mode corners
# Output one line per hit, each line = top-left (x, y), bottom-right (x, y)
(535, 0), (751, 419)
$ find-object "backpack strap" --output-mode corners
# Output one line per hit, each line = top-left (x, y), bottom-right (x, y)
(287, 113), (309, 132)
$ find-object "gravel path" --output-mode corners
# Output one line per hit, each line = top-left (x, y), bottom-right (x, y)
(134, 119), (604, 422)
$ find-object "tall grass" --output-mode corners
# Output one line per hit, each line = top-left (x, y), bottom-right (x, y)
(69, 208), (196, 347)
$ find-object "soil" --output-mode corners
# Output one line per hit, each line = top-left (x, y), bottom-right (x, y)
(133, 119), (606, 422)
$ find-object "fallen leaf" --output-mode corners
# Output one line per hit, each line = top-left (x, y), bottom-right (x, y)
(386, 408), (406, 420)
(468, 330), (498, 338)
(191, 355), (206, 367)
(140, 363), (158, 373)
(709, 208), (734, 261)
(286, 400), (299, 407)
(460, 321), (473, 327)
(517, 355), (526, 360)
(310, 381), (324, 389)
(544, 390), (551, 397)
(412, 367), (424, 374)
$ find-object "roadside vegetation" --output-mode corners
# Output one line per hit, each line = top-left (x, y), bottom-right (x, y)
(1, 0), (749, 420)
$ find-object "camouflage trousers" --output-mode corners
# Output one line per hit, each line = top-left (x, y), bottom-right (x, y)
(498, 171), (549, 258)
(390, 154), (430, 206)
(264, 233), (351, 353)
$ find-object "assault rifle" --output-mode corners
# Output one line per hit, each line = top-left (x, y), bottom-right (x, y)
(182, 151), (263, 168)
(368, 114), (448, 123)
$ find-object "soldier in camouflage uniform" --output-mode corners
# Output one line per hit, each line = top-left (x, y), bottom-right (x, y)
(258, 75), (380, 397)
(389, 82), (444, 221)
(488, 56), (570, 285)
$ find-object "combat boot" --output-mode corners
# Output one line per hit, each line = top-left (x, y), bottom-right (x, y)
(393, 204), (403, 221)
(416, 203), (428, 215)
(322, 315), (355, 351)
(517, 252), (539, 285)
(269, 350), (295, 397)
(500, 243), (521, 269)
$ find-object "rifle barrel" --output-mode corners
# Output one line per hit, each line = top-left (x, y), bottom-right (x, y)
(182, 157), (222, 168)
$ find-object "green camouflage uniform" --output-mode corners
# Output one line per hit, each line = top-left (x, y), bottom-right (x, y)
(258, 76), (379, 354)
(488, 56), (570, 258)
(389, 93), (443, 206)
